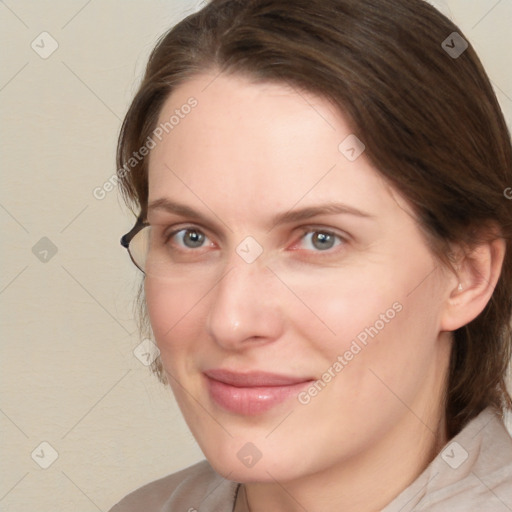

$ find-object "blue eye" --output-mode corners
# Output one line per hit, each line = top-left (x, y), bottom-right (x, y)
(300, 230), (343, 251)
(164, 226), (345, 254)
(169, 228), (210, 249)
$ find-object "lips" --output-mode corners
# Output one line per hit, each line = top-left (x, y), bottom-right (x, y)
(204, 369), (314, 415)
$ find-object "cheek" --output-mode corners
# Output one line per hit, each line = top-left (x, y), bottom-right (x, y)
(144, 276), (207, 362)
(280, 266), (395, 354)
(309, 270), (445, 416)
(287, 255), (442, 377)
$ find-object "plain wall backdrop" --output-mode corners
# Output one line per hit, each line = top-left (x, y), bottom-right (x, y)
(1, 1), (511, 510)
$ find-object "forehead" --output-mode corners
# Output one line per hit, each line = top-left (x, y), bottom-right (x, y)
(146, 72), (400, 222)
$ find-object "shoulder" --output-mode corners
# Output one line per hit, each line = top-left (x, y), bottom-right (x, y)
(384, 407), (512, 512)
(108, 459), (240, 512)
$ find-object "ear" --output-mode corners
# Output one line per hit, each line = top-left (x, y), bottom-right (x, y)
(440, 234), (506, 332)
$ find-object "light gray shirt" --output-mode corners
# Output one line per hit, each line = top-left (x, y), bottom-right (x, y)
(109, 406), (512, 511)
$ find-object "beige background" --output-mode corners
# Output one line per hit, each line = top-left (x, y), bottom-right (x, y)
(1, 1), (511, 510)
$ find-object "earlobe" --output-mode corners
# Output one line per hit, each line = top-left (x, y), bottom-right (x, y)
(440, 236), (506, 332)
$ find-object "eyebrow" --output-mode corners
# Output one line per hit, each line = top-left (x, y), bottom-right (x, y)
(147, 198), (374, 229)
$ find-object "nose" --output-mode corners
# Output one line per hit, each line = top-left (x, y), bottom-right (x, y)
(205, 256), (285, 351)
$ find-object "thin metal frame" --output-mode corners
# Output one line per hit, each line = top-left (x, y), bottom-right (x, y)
(120, 215), (149, 272)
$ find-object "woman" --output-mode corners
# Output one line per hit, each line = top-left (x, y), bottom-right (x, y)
(110, 0), (512, 510)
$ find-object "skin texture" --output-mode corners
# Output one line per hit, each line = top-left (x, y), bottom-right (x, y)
(144, 72), (505, 512)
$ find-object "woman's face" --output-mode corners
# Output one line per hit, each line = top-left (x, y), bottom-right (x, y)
(145, 72), (453, 482)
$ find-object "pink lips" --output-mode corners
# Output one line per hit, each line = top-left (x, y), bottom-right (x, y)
(204, 369), (313, 415)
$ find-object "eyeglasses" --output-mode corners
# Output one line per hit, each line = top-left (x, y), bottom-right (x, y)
(120, 216), (150, 273)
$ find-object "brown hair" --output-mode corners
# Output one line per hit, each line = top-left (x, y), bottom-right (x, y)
(117, 0), (512, 438)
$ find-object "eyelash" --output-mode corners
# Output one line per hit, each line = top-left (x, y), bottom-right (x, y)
(162, 225), (347, 256)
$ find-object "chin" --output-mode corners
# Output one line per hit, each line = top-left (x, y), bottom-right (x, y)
(196, 433), (309, 483)
(204, 451), (288, 483)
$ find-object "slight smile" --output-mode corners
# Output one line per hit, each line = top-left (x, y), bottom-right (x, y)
(204, 369), (315, 415)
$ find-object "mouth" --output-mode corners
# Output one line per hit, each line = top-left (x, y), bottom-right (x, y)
(203, 369), (314, 415)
